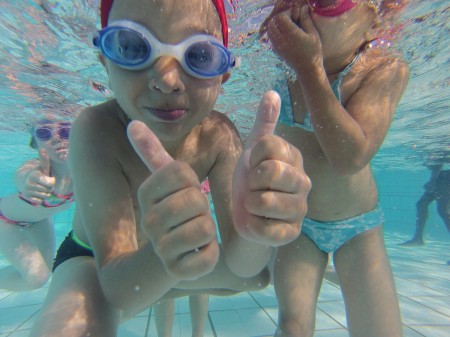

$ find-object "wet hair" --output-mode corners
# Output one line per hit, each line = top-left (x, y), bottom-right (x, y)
(368, 0), (409, 48)
(100, 0), (234, 47)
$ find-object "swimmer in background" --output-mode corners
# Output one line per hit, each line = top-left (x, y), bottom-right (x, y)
(30, 0), (311, 336)
(261, 0), (409, 336)
(0, 119), (73, 291)
(400, 151), (450, 247)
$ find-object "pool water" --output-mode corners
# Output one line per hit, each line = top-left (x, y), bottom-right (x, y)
(0, 0), (449, 336)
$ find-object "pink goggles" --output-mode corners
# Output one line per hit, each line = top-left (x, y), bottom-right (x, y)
(308, 0), (357, 16)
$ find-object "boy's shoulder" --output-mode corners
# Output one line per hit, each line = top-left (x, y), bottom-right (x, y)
(177, 109), (242, 167)
(197, 109), (242, 144)
(71, 100), (130, 153)
(76, 100), (125, 127)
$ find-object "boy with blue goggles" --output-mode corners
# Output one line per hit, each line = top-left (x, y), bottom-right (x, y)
(93, 20), (235, 79)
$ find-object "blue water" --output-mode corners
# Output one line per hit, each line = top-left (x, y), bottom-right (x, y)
(0, 0), (449, 335)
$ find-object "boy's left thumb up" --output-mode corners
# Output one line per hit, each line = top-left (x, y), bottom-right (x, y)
(127, 120), (173, 173)
(245, 90), (281, 150)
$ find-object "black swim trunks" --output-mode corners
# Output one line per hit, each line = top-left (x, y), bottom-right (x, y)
(53, 231), (94, 272)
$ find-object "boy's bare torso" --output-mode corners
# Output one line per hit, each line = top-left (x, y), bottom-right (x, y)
(72, 99), (240, 248)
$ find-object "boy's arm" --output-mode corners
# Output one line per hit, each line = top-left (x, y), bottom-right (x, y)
(207, 120), (274, 277)
(70, 109), (218, 313)
(212, 91), (310, 277)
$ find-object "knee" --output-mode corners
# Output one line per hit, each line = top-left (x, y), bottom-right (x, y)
(24, 268), (51, 290)
(277, 309), (314, 337)
(277, 317), (314, 337)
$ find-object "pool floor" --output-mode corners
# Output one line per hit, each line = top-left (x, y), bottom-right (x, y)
(0, 234), (449, 337)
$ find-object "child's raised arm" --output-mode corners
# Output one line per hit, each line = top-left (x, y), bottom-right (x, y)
(227, 91), (311, 277)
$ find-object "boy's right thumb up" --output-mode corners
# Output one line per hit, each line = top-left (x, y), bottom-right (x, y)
(127, 120), (174, 173)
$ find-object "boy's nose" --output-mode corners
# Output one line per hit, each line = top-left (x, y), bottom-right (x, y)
(148, 57), (185, 94)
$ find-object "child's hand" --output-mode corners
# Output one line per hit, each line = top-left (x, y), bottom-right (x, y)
(265, 4), (323, 75)
(17, 149), (56, 204)
(127, 121), (220, 281)
(232, 91), (311, 246)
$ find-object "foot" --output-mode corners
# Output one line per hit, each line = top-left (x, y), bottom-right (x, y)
(398, 239), (425, 246)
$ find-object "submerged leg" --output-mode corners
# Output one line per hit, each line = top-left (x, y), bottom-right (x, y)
(335, 226), (402, 337)
(29, 256), (121, 337)
(274, 234), (328, 337)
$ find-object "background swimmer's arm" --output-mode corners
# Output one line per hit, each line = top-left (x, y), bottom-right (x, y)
(1, 154), (67, 222)
(14, 151), (55, 203)
(14, 159), (40, 191)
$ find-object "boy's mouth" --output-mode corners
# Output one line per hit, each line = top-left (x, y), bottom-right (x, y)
(147, 108), (187, 121)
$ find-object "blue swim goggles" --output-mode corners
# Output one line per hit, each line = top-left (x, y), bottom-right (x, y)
(93, 20), (235, 79)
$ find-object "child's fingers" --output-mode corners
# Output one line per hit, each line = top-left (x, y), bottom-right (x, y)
(127, 120), (173, 173)
(36, 149), (55, 188)
(38, 148), (51, 176)
(298, 4), (316, 34)
(245, 90), (281, 150)
(260, 0), (294, 35)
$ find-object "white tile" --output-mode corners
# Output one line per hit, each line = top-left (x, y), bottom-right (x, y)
(395, 278), (447, 297)
(409, 295), (450, 316)
(236, 307), (276, 336)
(410, 325), (450, 337)
(249, 286), (278, 307)
(6, 330), (32, 337)
(0, 287), (47, 309)
(317, 300), (347, 328)
(402, 325), (426, 337)
(228, 292), (260, 309)
(315, 308), (346, 330)
(176, 313), (214, 337)
(208, 292), (259, 311)
(318, 282), (343, 302)
(147, 311), (215, 337)
(209, 310), (249, 337)
(118, 315), (149, 337)
(314, 329), (349, 337)
(0, 304), (40, 333)
(399, 296), (450, 325)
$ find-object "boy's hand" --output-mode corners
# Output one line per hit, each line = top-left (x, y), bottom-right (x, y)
(18, 149), (56, 204)
(232, 91), (311, 246)
(127, 121), (220, 281)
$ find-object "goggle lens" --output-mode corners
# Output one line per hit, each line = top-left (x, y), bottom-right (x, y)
(185, 42), (230, 77)
(35, 126), (71, 141)
(94, 21), (234, 79)
(102, 28), (150, 66)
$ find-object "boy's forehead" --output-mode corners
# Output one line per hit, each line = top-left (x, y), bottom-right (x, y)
(109, 0), (221, 37)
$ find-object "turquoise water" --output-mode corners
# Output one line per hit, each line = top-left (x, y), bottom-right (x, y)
(0, 0), (449, 336)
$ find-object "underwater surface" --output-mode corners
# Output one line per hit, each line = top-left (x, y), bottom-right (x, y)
(0, 0), (449, 336)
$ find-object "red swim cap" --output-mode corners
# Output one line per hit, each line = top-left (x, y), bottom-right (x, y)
(100, 0), (229, 47)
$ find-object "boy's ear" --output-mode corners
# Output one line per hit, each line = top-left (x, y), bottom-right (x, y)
(221, 71), (231, 84)
(98, 53), (108, 71)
